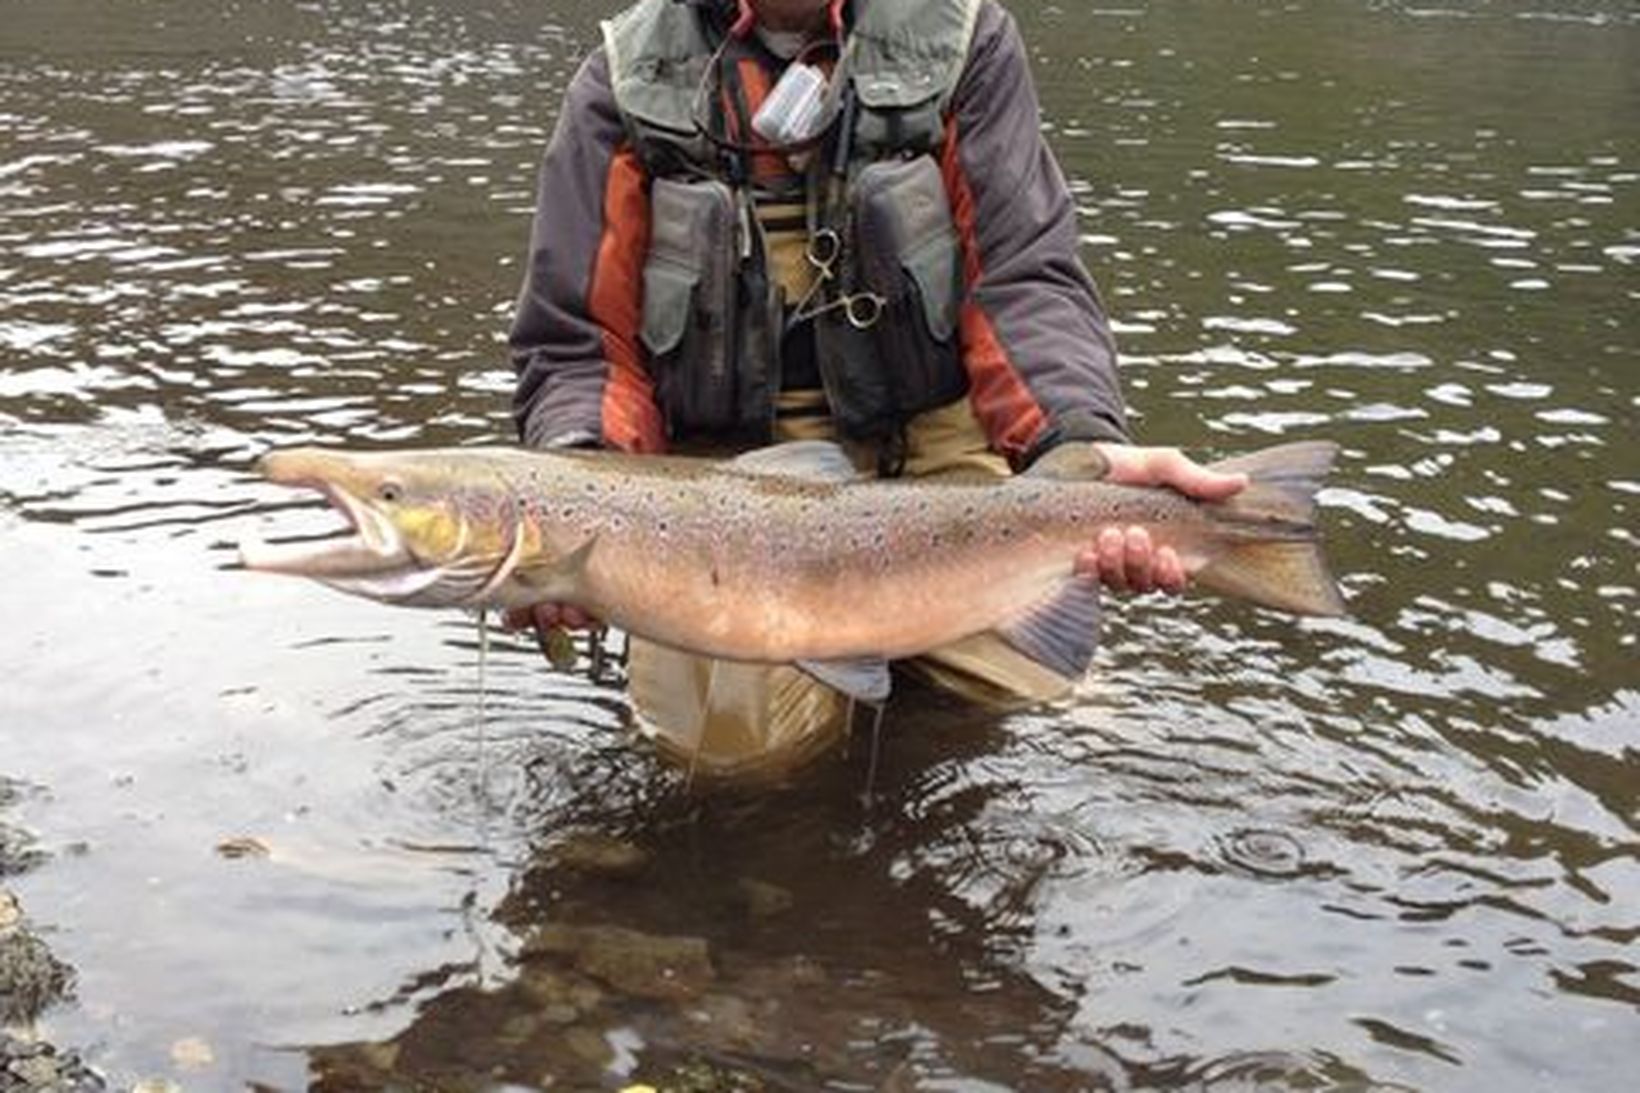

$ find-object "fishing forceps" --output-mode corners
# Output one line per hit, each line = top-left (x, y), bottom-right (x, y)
(789, 227), (884, 330)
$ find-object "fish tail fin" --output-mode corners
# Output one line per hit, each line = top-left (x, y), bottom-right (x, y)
(1196, 441), (1347, 617)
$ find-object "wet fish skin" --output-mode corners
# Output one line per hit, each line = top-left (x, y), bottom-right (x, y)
(239, 440), (1345, 673)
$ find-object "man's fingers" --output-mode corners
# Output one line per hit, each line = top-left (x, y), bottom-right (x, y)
(502, 603), (602, 634)
(1124, 526), (1154, 591)
(1098, 526), (1128, 590)
(1151, 448), (1247, 502)
(1077, 526), (1193, 595)
(1155, 545), (1187, 593)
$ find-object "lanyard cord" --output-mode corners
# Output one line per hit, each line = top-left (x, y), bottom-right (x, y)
(688, 32), (855, 159)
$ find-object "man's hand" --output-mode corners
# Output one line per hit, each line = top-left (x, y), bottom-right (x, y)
(502, 602), (600, 634)
(1073, 444), (1248, 595)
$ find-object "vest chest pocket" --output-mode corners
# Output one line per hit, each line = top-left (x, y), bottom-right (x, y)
(852, 155), (968, 418)
(641, 177), (739, 433)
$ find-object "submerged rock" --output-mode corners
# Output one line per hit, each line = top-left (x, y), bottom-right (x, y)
(525, 924), (714, 1001)
(546, 832), (651, 880)
(0, 1034), (105, 1093)
(734, 877), (794, 920)
(168, 1037), (214, 1071)
(0, 926), (73, 1026)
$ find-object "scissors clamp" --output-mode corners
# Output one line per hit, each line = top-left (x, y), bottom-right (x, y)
(790, 228), (885, 330)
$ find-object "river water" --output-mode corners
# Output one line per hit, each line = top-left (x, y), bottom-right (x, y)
(0, 0), (1634, 1089)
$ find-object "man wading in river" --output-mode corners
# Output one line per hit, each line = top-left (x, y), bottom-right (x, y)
(505, 0), (1244, 777)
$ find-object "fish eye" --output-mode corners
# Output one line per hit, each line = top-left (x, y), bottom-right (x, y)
(378, 481), (403, 503)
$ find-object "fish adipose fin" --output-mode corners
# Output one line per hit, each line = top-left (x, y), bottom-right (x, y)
(796, 656), (892, 703)
(1198, 441), (1347, 617)
(996, 575), (1102, 679)
(731, 440), (860, 483)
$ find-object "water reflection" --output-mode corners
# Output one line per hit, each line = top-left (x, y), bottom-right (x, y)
(1, 0), (1636, 1089)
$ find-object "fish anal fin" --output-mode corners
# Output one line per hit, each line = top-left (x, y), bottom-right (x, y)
(731, 441), (861, 483)
(996, 576), (1101, 680)
(796, 656), (892, 703)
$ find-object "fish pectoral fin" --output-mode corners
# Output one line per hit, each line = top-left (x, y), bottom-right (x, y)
(795, 656), (892, 703)
(996, 576), (1102, 680)
(513, 535), (598, 590)
(731, 440), (861, 483)
(1022, 442), (1111, 481)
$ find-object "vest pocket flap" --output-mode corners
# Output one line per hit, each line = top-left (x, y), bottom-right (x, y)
(902, 231), (959, 342)
(851, 64), (946, 111)
(640, 260), (698, 357)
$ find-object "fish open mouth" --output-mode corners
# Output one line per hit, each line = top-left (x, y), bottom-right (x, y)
(239, 474), (410, 578)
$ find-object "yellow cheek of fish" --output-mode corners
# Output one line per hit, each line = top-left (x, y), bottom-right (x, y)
(395, 506), (472, 561)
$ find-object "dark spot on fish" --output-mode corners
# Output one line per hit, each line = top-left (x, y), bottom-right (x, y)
(710, 566), (721, 587)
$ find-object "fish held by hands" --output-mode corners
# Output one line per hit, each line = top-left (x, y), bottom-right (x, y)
(239, 439), (1346, 703)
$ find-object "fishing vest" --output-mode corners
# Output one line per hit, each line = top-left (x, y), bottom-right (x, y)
(602, 0), (982, 455)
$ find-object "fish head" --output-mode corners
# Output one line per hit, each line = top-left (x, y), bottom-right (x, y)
(240, 447), (518, 606)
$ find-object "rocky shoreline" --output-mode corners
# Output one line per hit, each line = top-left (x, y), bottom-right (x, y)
(0, 1033), (103, 1093)
(1, 780), (105, 1093)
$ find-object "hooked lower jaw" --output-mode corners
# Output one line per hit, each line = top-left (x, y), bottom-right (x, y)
(239, 479), (412, 578)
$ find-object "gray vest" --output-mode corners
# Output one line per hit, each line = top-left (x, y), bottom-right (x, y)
(602, 0), (983, 170)
(601, 0), (983, 449)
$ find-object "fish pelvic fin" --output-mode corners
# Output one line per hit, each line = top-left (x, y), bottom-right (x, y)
(1198, 441), (1347, 617)
(996, 575), (1102, 680)
(796, 656), (892, 703)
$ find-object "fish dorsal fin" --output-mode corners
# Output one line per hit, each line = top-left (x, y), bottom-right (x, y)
(731, 441), (860, 483)
(1023, 442), (1111, 481)
(995, 576), (1102, 680)
(796, 656), (892, 703)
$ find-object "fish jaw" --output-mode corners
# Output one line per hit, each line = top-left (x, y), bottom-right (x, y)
(239, 449), (419, 589)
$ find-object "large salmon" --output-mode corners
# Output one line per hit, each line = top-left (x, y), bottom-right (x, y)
(239, 440), (1345, 700)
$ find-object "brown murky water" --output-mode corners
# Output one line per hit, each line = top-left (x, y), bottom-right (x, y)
(1, 0), (1636, 1089)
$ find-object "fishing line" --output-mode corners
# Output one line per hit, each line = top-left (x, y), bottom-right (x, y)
(475, 607), (491, 814)
(862, 700), (886, 808)
(685, 658), (721, 791)
(468, 605), (495, 989)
